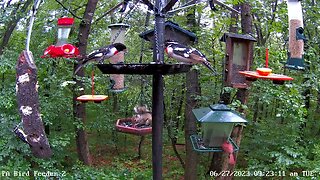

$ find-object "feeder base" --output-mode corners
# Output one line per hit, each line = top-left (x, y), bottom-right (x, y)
(76, 95), (108, 103)
(116, 118), (152, 136)
(239, 71), (293, 82)
(109, 87), (128, 93)
(284, 57), (305, 71)
(190, 134), (239, 153)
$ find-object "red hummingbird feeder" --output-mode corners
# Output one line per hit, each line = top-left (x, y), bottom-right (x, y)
(239, 48), (293, 84)
(41, 17), (79, 58)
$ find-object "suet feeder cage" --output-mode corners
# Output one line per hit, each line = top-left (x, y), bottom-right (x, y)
(285, 0), (306, 70)
(108, 23), (130, 92)
(220, 33), (257, 88)
(139, 21), (197, 46)
(191, 104), (247, 152)
(41, 17), (79, 58)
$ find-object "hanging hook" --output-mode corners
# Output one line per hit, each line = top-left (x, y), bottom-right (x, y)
(26, 0), (42, 52)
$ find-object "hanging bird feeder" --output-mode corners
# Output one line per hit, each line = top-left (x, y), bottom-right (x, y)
(115, 118), (152, 136)
(239, 48), (294, 85)
(41, 17), (79, 58)
(76, 70), (108, 103)
(108, 23), (130, 92)
(190, 104), (247, 152)
(284, 0), (306, 70)
(220, 33), (257, 88)
(115, 105), (152, 136)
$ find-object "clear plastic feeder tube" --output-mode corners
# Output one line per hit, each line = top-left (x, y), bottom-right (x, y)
(287, 0), (304, 58)
(56, 17), (74, 46)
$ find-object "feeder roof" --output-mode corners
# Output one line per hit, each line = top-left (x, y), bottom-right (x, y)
(139, 21), (197, 42)
(192, 104), (248, 123)
(220, 33), (257, 42)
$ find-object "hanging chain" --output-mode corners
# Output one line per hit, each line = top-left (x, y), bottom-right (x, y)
(153, 0), (164, 63)
(110, 0), (139, 44)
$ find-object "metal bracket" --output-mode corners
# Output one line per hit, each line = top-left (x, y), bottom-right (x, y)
(161, 0), (179, 13)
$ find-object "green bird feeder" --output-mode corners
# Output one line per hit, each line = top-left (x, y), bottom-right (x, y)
(191, 104), (247, 152)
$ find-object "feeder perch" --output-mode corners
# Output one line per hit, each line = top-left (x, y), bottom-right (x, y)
(284, 0), (306, 70)
(108, 23), (130, 92)
(239, 48), (294, 85)
(41, 17), (79, 58)
(190, 135), (239, 153)
(116, 118), (152, 136)
(76, 70), (108, 103)
(220, 33), (257, 88)
(139, 21), (197, 46)
(191, 104), (247, 152)
(76, 95), (109, 103)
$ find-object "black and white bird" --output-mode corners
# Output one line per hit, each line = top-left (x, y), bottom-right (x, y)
(13, 125), (31, 146)
(74, 43), (127, 74)
(165, 41), (217, 75)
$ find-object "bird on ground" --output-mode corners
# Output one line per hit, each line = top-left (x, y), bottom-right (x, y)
(165, 41), (217, 75)
(74, 43), (127, 74)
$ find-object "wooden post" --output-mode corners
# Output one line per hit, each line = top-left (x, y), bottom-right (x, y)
(16, 51), (52, 158)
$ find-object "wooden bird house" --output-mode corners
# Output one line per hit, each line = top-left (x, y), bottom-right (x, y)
(220, 33), (256, 88)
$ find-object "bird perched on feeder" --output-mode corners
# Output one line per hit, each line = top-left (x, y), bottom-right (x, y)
(165, 41), (217, 75)
(13, 125), (31, 146)
(74, 43), (127, 74)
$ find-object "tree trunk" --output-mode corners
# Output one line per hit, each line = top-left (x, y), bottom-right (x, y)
(211, 4), (240, 178)
(226, 3), (254, 178)
(210, 3), (253, 179)
(184, 69), (200, 180)
(16, 51), (52, 158)
(73, 0), (99, 165)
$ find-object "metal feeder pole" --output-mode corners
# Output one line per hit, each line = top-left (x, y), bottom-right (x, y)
(152, 0), (166, 179)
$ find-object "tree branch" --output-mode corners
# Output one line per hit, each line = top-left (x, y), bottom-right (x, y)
(54, 0), (82, 20)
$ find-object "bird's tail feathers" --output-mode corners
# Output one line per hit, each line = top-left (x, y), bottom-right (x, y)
(74, 56), (92, 74)
(74, 64), (83, 75)
(202, 61), (218, 76)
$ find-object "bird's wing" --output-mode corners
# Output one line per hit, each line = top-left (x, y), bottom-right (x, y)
(86, 45), (111, 60)
(170, 44), (192, 58)
(189, 48), (207, 62)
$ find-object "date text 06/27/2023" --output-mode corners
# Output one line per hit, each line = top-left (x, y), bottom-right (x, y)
(209, 170), (319, 177)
